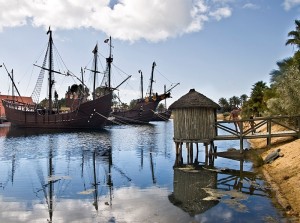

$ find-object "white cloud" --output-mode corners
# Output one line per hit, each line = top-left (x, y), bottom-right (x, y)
(209, 7), (232, 21)
(283, 0), (300, 10)
(0, 0), (234, 42)
(242, 3), (259, 10)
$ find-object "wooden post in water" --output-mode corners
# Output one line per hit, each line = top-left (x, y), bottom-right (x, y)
(240, 121), (244, 153)
(186, 143), (190, 164)
(195, 143), (199, 163)
(267, 119), (271, 146)
(205, 143), (208, 157)
(209, 141), (213, 156)
(175, 142), (180, 156)
(190, 143), (193, 164)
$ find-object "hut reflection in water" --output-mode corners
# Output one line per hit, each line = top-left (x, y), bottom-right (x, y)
(168, 167), (218, 216)
(170, 154), (270, 217)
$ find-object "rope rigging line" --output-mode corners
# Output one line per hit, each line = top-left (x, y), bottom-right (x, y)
(94, 111), (129, 125)
(52, 43), (70, 72)
(151, 109), (169, 121)
(110, 114), (149, 124)
(155, 68), (173, 85)
(22, 42), (48, 96)
(31, 46), (49, 103)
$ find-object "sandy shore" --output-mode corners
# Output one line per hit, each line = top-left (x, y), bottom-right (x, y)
(247, 122), (300, 219)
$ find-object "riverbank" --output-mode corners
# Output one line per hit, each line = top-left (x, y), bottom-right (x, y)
(248, 123), (300, 218)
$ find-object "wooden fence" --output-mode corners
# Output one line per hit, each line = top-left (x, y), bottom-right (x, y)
(215, 115), (300, 152)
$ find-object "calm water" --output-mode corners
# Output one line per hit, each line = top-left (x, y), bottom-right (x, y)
(0, 121), (292, 223)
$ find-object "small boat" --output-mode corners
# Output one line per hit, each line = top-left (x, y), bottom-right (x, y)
(109, 62), (171, 124)
(2, 28), (113, 130)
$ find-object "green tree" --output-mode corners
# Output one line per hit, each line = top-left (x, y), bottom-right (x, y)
(267, 65), (300, 116)
(157, 103), (165, 112)
(286, 20), (300, 49)
(112, 93), (119, 107)
(266, 20), (300, 116)
(248, 81), (269, 116)
(240, 94), (248, 106)
(218, 97), (230, 112)
(229, 96), (241, 108)
(269, 58), (294, 83)
(129, 100), (137, 109)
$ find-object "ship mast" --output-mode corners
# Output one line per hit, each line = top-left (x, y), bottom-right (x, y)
(92, 44), (98, 100)
(47, 27), (54, 112)
(12, 69), (14, 102)
(164, 84), (167, 109)
(139, 70), (143, 99)
(149, 62), (156, 97)
(106, 36), (113, 90)
(1, 64), (23, 103)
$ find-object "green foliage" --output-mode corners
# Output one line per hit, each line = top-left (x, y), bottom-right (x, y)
(223, 112), (230, 119)
(39, 98), (48, 108)
(240, 94), (248, 106)
(285, 20), (300, 49)
(58, 98), (66, 107)
(217, 19), (300, 118)
(112, 93), (119, 107)
(266, 20), (300, 116)
(241, 81), (269, 117)
(267, 65), (300, 116)
(129, 99), (137, 109)
(229, 96), (241, 108)
(157, 103), (166, 112)
(218, 95), (247, 113)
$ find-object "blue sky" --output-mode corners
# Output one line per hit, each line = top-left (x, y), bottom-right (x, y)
(0, 0), (299, 106)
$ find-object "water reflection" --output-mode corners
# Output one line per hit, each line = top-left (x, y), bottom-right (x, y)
(0, 122), (293, 222)
(170, 152), (278, 222)
(78, 147), (113, 211)
(169, 167), (218, 216)
(34, 136), (61, 222)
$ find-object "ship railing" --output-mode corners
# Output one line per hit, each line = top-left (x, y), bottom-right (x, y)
(4, 99), (36, 112)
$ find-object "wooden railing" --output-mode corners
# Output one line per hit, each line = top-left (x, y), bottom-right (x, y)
(215, 115), (300, 152)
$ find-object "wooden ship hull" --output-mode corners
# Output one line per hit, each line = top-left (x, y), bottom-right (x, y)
(110, 95), (166, 124)
(151, 109), (171, 122)
(2, 92), (112, 129)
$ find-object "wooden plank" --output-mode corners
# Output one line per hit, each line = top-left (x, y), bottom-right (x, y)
(215, 132), (298, 141)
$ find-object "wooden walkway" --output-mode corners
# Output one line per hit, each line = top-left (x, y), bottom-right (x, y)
(215, 115), (300, 151)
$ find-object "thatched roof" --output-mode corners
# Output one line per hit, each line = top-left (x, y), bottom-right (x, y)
(169, 89), (220, 109)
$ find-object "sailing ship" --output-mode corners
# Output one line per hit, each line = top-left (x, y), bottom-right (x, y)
(150, 84), (178, 122)
(109, 62), (171, 124)
(2, 28), (113, 129)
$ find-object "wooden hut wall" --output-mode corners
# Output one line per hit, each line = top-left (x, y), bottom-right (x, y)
(173, 108), (216, 141)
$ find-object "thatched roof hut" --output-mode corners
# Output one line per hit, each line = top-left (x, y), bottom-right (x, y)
(169, 89), (220, 142)
(169, 89), (220, 110)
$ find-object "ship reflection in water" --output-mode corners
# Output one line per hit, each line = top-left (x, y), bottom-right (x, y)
(0, 121), (292, 222)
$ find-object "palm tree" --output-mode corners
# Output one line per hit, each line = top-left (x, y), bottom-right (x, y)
(286, 20), (300, 49)
(229, 96), (241, 108)
(250, 81), (268, 116)
(240, 94), (248, 106)
(218, 97), (229, 112)
(269, 58), (294, 83)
